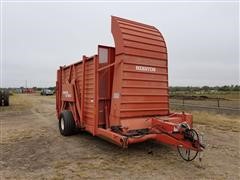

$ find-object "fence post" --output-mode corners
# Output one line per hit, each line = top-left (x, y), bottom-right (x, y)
(217, 97), (220, 108)
(182, 97), (185, 106)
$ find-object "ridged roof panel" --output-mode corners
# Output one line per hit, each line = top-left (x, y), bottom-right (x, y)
(111, 16), (167, 59)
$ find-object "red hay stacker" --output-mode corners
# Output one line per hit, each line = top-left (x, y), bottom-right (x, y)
(56, 16), (205, 161)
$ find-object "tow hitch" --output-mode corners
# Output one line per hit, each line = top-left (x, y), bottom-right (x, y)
(148, 117), (205, 161)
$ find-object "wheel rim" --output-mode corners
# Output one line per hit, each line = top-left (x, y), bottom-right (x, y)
(177, 129), (199, 161)
(177, 146), (198, 161)
(60, 118), (64, 130)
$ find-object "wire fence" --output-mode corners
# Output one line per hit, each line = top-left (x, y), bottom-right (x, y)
(170, 97), (240, 113)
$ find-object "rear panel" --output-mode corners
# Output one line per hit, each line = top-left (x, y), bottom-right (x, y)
(110, 16), (169, 126)
(56, 57), (97, 134)
(56, 62), (83, 124)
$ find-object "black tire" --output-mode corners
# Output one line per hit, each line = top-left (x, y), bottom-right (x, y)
(4, 94), (9, 106)
(59, 110), (76, 136)
(4, 98), (9, 106)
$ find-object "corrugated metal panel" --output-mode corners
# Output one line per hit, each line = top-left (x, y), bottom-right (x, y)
(111, 16), (169, 121)
(60, 57), (96, 133)
(84, 59), (95, 131)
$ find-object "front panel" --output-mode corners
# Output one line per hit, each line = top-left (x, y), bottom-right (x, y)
(110, 16), (169, 127)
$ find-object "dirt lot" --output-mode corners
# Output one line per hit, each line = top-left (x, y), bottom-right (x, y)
(1, 94), (240, 179)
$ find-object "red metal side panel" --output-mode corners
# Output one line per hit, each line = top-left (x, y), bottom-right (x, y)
(62, 84), (75, 102)
(57, 56), (97, 134)
(83, 58), (96, 133)
(110, 16), (169, 126)
(60, 64), (82, 91)
(62, 67), (71, 83)
(56, 69), (62, 118)
(75, 63), (83, 82)
(56, 61), (83, 124)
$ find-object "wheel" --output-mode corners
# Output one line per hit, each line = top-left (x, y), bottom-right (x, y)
(59, 110), (76, 136)
(177, 129), (199, 161)
(4, 98), (9, 106)
(177, 146), (198, 161)
(4, 94), (9, 106)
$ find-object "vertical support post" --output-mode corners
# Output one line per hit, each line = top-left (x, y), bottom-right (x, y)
(217, 97), (220, 108)
(73, 65), (82, 127)
(94, 55), (99, 135)
(81, 56), (86, 127)
(58, 67), (64, 115)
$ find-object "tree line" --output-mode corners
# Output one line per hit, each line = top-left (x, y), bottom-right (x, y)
(170, 85), (240, 92)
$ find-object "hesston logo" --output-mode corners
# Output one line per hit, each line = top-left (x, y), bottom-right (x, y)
(62, 91), (72, 98)
(135, 65), (156, 72)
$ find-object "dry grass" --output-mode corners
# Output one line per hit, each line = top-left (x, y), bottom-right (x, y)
(172, 91), (240, 100)
(2, 130), (33, 143)
(54, 160), (71, 169)
(192, 111), (240, 132)
(1, 128), (47, 144)
(0, 128), (47, 144)
(0, 94), (32, 112)
(204, 91), (239, 100)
